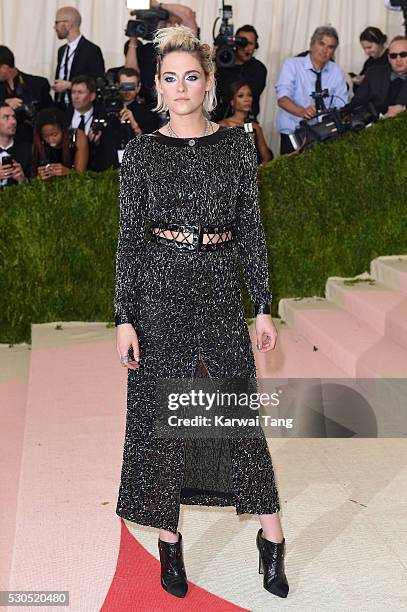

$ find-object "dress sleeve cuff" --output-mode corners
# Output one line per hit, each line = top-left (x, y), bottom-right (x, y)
(254, 301), (272, 316)
(115, 313), (133, 327)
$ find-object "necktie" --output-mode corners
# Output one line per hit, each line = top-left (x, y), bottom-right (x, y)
(63, 45), (70, 81)
(78, 115), (86, 132)
(311, 69), (323, 112)
(0, 148), (12, 154)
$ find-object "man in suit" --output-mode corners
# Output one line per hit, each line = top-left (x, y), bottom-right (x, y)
(53, 6), (105, 109)
(0, 45), (53, 142)
(350, 35), (407, 119)
(0, 103), (31, 187)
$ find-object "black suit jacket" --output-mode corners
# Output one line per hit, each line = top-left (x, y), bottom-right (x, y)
(0, 70), (54, 143)
(350, 64), (407, 114)
(55, 36), (105, 96)
(0, 70), (53, 110)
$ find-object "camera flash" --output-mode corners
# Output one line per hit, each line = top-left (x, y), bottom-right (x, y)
(126, 0), (150, 9)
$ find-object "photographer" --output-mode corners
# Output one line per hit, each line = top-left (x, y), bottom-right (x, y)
(275, 26), (348, 154)
(213, 25), (267, 122)
(0, 103), (31, 187)
(122, 1), (198, 106)
(88, 68), (159, 171)
(0, 46), (53, 142)
(117, 67), (159, 133)
(350, 35), (407, 118)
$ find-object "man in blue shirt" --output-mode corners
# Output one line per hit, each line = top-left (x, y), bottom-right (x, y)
(275, 26), (348, 154)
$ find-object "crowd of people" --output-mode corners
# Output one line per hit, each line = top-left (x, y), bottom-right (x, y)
(1, 2), (407, 189)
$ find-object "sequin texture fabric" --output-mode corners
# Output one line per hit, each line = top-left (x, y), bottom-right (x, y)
(114, 126), (280, 533)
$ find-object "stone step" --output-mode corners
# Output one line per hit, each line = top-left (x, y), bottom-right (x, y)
(251, 320), (348, 379)
(371, 256), (407, 295)
(278, 297), (407, 378)
(326, 275), (407, 349)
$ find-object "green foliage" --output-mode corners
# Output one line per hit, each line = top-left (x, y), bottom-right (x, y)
(1, 114), (407, 343)
(0, 170), (119, 343)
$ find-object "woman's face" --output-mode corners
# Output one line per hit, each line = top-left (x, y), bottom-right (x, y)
(361, 40), (382, 59)
(232, 85), (253, 113)
(41, 124), (63, 148)
(155, 51), (213, 116)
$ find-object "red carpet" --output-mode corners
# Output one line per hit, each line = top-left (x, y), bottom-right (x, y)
(101, 520), (249, 611)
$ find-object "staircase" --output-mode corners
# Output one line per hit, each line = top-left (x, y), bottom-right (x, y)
(278, 256), (407, 378)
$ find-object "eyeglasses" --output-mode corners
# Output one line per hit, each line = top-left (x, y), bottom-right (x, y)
(54, 20), (69, 25)
(389, 51), (407, 59)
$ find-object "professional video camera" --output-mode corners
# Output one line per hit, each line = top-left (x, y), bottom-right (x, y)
(94, 73), (124, 121)
(289, 96), (379, 152)
(125, 5), (169, 40)
(212, 1), (250, 68)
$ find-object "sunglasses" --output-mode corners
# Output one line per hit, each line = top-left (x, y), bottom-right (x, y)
(389, 51), (407, 59)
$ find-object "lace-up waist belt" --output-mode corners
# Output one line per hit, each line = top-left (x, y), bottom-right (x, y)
(147, 220), (236, 252)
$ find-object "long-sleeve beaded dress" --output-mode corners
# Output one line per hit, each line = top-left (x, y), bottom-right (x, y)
(114, 125), (280, 533)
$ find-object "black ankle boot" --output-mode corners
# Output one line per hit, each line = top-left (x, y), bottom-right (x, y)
(158, 532), (188, 598)
(256, 528), (289, 598)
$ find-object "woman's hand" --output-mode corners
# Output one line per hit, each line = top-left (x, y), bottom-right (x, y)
(255, 314), (278, 353)
(48, 163), (71, 177)
(116, 323), (141, 370)
(37, 164), (53, 180)
(352, 74), (365, 86)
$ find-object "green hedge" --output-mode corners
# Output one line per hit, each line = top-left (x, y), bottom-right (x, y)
(1, 114), (407, 344)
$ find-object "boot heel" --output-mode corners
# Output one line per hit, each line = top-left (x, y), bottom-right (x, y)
(258, 550), (264, 574)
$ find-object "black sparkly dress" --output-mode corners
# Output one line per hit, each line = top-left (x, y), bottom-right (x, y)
(114, 125), (280, 533)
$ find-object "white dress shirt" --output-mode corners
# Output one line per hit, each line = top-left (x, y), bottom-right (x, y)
(58, 34), (82, 104)
(71, 107), (94, 135)
(58, 34), (82, 81)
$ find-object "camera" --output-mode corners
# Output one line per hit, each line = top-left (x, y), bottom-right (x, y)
(95, 73), (124, 117)
(14, 99), (40, 125)
(125, 6), (169, 40)
(213, 2), (249, 68)
(290, 99), (379, 152)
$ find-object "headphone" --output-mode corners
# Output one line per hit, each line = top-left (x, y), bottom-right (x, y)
(236, 25), (260, 50)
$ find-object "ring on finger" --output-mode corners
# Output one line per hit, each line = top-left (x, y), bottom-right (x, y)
(134, 356), (140, 363)
(119, 355), (129, 365)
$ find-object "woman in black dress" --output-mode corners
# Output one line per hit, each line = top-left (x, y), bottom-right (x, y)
(114, 25), (289, 600)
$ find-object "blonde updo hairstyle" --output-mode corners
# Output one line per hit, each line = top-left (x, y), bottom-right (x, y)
(153, 25), (217, 114)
